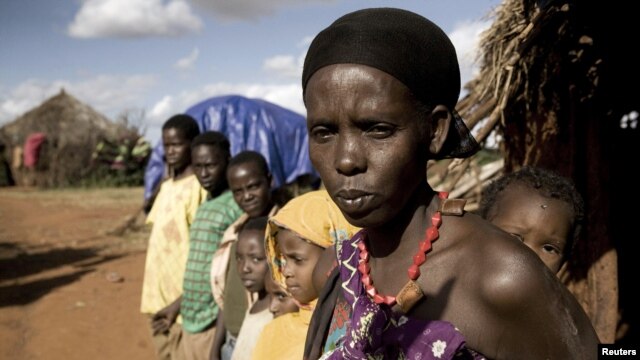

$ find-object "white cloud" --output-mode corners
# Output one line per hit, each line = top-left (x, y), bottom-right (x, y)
(263, 55), (304, 78)
(149, 95), (175, 122)
(146, 82), (304, 144)
(448, 19), (491, 87)
(262, 35), (309, 79)
(188, 0), (335, 21)
(0, 75), (157, 126)
(68, 0), (203, 38)
(297, 36), (315, 48)
(174, 48), (200, 71)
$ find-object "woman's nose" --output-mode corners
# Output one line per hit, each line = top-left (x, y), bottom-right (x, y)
(335, 135), (365, 175)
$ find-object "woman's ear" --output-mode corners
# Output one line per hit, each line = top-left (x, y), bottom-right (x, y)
(427, 105), (452, 156)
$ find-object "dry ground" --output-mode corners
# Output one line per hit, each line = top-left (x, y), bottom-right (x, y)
(0, 187), (155, 360)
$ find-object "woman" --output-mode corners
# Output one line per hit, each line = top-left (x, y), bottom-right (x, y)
(302, 8), (598, 360)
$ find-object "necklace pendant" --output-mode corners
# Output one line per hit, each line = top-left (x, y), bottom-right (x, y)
(396, 280), (424, 314)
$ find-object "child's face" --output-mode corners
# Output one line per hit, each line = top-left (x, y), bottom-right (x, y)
(277, 228), (324, 304)
(305, 64), (428, 228)
(236, 229), (268, 293)
(265, 273), (298, 318)
(162, 127), (191, 169)
(192, 144), (228, 194)
(227, 162), (272, 217)
(488, 183), (574, 273)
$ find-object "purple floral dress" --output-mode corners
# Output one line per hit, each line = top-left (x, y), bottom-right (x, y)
(321, 230), (486, 360)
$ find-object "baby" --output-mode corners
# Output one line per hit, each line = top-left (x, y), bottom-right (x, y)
(265, 272), (299, 318)
(479, 166), (585, 273)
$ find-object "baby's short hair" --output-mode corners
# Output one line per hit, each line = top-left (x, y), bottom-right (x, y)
(479, 166), (585, 250)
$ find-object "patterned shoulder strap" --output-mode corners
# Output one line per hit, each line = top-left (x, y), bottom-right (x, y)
(336, 230), (365, 304)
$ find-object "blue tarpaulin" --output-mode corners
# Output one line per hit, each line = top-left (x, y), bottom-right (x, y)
(144, 95), (318, 200)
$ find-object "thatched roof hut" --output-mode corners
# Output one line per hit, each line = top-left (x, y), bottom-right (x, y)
(0, 89), (126, 187)
(439, 0), (639, 343)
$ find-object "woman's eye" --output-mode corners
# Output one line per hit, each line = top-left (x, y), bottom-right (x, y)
(310, 127), (334, 142)
(367, 125), (394, 138)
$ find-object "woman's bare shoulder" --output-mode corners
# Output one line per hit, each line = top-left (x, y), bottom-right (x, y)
(445, 213), (598, 358)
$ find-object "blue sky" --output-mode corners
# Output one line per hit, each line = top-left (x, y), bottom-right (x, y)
(0, 0), (501, 144)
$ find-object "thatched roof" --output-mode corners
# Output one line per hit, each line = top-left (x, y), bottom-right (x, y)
(0, 89), (122, 146)
(434, 0), (604, 204)
(0, 89), (127, 187)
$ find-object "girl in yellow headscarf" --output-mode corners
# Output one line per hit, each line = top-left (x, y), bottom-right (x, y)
(252, 190), (359, 360)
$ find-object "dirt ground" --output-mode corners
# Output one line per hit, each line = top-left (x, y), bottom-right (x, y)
(0, 187), (155, 360)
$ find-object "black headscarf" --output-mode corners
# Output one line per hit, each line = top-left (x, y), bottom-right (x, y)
(302, 8), (479, 159)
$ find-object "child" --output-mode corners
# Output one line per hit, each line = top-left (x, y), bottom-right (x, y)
(230, 216), (273, 360)
(156, 131), (243, 360)
(479, 166), (585, 274)
(251, 190), (358, 360)
(265, 273), (298, 318)
(302, 7), (598, 359)
(210, 151), (277, 360)
(140, 114), (206, 359)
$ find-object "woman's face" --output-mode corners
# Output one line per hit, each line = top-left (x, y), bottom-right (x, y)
(305, 64), (428, 228)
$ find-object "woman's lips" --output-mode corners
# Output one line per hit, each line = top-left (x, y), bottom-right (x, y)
(335, 189), (373, 213)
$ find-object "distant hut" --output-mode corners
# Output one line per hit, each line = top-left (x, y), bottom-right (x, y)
(436, 0), (638, 343)
(0, 89), (127, 187)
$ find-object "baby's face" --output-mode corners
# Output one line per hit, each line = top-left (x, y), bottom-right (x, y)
(277, 228), (324, 304)
(265, 275), (298, 318)
(488, 183), (574, 273)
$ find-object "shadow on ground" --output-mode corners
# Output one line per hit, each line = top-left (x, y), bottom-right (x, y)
(0, 242), (123, 307)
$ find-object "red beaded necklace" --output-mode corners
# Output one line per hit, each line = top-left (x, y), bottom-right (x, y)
(357, 191), (448, 307)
